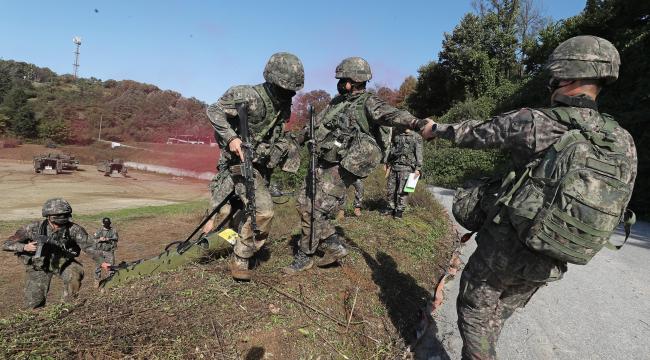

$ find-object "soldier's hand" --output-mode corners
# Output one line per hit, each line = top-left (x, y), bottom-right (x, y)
(228, 138), (245, 162)
(415, 170), (421, 178)
(420, 118), (438, 140)
(23, 242), (37, 253)
(100, 262), (112, 270)
(384, 164), (390, 178)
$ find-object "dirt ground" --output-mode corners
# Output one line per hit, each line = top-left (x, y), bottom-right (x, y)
(0, 153), (211, 318)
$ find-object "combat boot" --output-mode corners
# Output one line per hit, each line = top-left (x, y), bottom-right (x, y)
(393, 210), (404, 219)
(282, 250), (314, 275)
(230, 255), (252, 281)
(379, 207), (394, 216)
(315, 234), (349, 267)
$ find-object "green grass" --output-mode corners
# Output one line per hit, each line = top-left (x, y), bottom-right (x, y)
(0, 200), (209, 235)
(0, 169), (456, 359)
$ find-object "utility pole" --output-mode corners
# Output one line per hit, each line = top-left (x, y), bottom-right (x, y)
(72, 36), (82, 79)
(98, 115), (103, 141)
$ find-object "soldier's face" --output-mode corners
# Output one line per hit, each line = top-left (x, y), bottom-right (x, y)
(48, 215), (70, 227)
(337, 79), (352, 95)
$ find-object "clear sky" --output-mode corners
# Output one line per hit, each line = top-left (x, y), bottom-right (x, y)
(0, 0), (586, 103)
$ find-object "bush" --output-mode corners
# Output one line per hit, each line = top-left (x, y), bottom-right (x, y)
(422, 140), (509, 189)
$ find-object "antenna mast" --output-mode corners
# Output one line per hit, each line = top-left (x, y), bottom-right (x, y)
(72, 36), (82, 79)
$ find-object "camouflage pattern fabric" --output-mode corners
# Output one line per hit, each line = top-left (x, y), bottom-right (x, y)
(335, 57), (372, 82)
(547, 35), (620, 84)
(207, 83), (291, 166)
(296, 164), (357, 254)
(42, 198), (72, 216)
(385, 168), (410, 212)
(457, 254), (541, 360)
(385, 130), (422, 212)
(208, 167), (274, 259)
(435, 94), (638, 358)
(352, 178), (363, 209)
(24, 260), (84, 309)
(92, 227), (118, 280)
(3, 220), (103, 309)
(386, 130), (423, 171)
(296, 89), (423, 253)
(263, 52), (304, 91)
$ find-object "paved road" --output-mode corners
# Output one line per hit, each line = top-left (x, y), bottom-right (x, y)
(421, 186), (650, 360)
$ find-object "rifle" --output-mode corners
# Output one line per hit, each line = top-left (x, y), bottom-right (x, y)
(235, 101), (260, 239)
(307, 104), (317, 251)
(31, 226), (80, 268)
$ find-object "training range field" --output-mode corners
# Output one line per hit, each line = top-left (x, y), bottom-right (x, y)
(0, 158), (210, 317)
(0, 160), (208, 221)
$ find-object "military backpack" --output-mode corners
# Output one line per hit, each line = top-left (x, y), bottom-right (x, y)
(503, 107), (635, 265)
(315, 92), (382, 177)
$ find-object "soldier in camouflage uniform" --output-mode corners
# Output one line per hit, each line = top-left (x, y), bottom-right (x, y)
(284, 57), (428, 273)
(92, 217), (119, 284)
(383, 128), (423, 218)
(203, 52), (304, 281)
(421, 36), (637, 359)
(2, 198), (112, 309)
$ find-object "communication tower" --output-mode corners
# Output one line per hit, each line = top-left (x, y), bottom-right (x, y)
(72, 36), (82, 79)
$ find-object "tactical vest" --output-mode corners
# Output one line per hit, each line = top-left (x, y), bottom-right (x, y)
(227, 84), (290, 170)
(250, 84), (287, 145)
(501, 107), (635, 265)
(314, 93), (381, 177)
(31, 220), (79, 271)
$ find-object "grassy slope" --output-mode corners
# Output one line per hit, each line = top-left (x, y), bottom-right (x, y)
(0, 170), (454, 359)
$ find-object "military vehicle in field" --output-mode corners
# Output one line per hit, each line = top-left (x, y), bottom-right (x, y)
(97, 159), (128, 177)
(33, 154), (64, 175)
(57, 153), (80, 170)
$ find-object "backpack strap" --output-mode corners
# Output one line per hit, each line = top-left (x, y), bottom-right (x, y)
(252, 84), (284, 143)
(39, 219), (48, 236)
(353, 92), (372, 134)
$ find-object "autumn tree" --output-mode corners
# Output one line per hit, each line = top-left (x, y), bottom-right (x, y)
(287, 90), (331, 131)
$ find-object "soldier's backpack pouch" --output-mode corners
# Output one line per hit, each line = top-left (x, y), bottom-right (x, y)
(505, 109), (635, 265)
(340, 132), (381, 178)
(453, 177), (501, 231)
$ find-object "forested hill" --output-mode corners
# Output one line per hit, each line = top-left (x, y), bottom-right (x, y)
(0, 59), (211, 144)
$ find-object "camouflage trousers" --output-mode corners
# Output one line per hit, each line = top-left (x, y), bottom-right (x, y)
(385, 168), (411, 212)
(297, 164), (357, 254)
(24, 261), (84, 309)
(457, 254), (542, 360)
(209, 167), (274, 259)
(94, 251), (115, 280)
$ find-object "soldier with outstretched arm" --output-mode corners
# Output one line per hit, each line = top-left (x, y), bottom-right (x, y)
(203, 52), (304, 281)
(2, 198), (112, 309)
(284, 57), (430, 274)
(419, 36), (637, 360)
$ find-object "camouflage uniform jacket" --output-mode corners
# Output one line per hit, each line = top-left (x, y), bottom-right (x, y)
(93, 227), (119, 252)
(434, 94), (637, 282)
(3, 220), (107, 272)
(387, 131), (423, 171)
(207, 83), (292, 170)
(314, 91), (421, 165)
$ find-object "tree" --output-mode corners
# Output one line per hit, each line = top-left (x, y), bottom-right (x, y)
(397, 76), (417, 108)
(287, 90), (331, 131)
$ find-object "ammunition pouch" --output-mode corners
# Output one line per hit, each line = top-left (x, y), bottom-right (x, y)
(340, 132), (381, 178)
(452, 178), (501, 231)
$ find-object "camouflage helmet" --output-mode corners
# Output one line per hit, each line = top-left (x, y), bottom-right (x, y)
(335, 57), (372, 82)
(546, 35), (620, 84)
(42, 198), (72, 217)
(263, 52), (304, 91)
